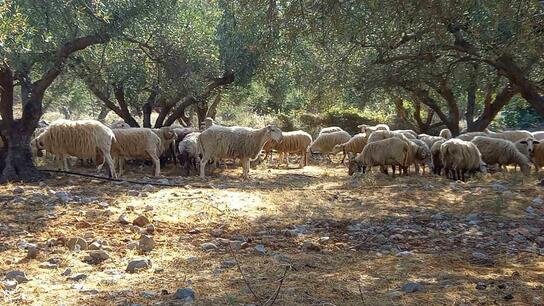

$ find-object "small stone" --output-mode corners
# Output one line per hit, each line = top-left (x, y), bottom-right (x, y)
(2, 280), (17, 290)
(127, 241), (139, 250)
(302, 241), (322, 252)
(61, 268), (72, 276)
(142, 291), (158, 299)
(174, 288), (195, 302)
(229, 241), (243, 251)
(127, 190), (140, 197)
(504, 293), (513, 300)
(533, 197), (543, 205)
(389, 234), (404, 241)
(39, 261), (58, 269)
(55, 191), (73, 203)
(138, 235), (155, 252)
(470, 252), (495, 266)
(401, 282), (424, 293)
(66, 237), (88, 251)
(67, 273), (88, 281)
(144, 205), (154, 212)
(186, 256), (198, 263)
(126, 258), (152, 273)
(254, 244), (266, 255)
(221, 260), (237, 269)
(88, 241), (102, 250)
(396, 251), (414, 257)
(133, 215), (150, 227)
(475, 282), (487, 290)
(83, 250), (110, 264)
(319, 237), (330, 244)
(526, 206), (535, 214)
(145, 224), (155, 235)
(26, 245), (39, 259)
(142, 184), (156, 192)
(5, 271), (29, 283)
(201, 242), (218, 252)
(13, 187), (24, 194)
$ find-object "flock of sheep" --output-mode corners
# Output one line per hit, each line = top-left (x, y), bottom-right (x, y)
(20, 118), (544, 181)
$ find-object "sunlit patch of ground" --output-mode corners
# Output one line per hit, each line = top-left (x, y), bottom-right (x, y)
(1, 159), (543, 305)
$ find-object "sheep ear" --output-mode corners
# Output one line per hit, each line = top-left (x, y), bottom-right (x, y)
(520, 140), (527, 145)
(534, 140), (540, 145)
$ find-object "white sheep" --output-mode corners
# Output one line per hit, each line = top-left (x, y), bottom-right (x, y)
(533, 131), (544, 141)
(105, 128), (162, 177)
(318, 126), (344, 135)
(440, 138), (484, 181)
(308, 130), (351, 161)
(430, 139), (446, 175)
(418, 134), (445, 149)
(367, 130), (410, 144)
(533, 142), (544, 172)
(487, 130), (534, 143)
(456, 132), (488, 141)
(357, 123), (390, 133)
(32, 119), (116, 177)
(439, 128), (452, 139)
(471, 136), (531, 175)
(177, 132), (201, 176)
(109, 120), (131, 129)
(332, 133), (368, 163)
(198, 124), (283, 179)
(408, 139), (432, 174)
(348, 137), (410, 176)
(394, 129), (418, 139)
(263, 130), (312, 167)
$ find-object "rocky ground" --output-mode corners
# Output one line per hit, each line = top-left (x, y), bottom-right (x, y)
(0, 163), (543, 305)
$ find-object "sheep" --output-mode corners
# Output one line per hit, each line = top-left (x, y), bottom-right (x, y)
(319, 126), (344, 135)
(367, 130), (411, 144)
(32, 119), (116, 178)
(431, 139), (446, 175)
(110, 120), (131, 129)
(439, 128), (452, 139)
(262, 130), (312, 167)
(456, 132), (488, 141)
(533, 131), (544, 141)
(308, 130), (351, 161)
(408, 139), (432, 174)
(439, 138), (484, 181)
(514, 138), (540, 159)
(203, 117), (215, 130)
(348, 137), (410, 176)
(358, 123), (390, 133)
(173, 127), (199, 159)
(394, 129), (418, 139)
(107, 128), (162, 177)
(418, 134), (445, 149)
(471, 136), (530, 175)
(177, 132), (201, 176)
(487, 130), (534, 143)
(198, 124), (283, 179)
(151, 126), (176, 164)
(332, 133), (368, 163)
(533, 142), (544, 172)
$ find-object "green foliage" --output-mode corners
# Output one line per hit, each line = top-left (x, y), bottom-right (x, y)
(493, 97), (544, 130)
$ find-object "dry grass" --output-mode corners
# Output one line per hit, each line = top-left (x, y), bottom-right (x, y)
(1, 160), (543, 305)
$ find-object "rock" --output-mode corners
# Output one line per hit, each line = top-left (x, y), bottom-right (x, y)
(26, 245), (39, 259)
(142, 184), (156, 192)
(66, 237), (88, 251)
(201, 242), (218, 252)
(491, 183), (508, 192)
(98, 201), (109, 208)
(133, 215), (150, 227)
(401, 282), (424, 293)
(5, 271), (29, 283)
(470, 252), (495, 266)
(186, 256), (198, 263)
(389, 234), (404, 241)
(302, 241), (322, 252)
(13, 187), (24, 194)
(39, 261), (58, 269)
(55, 191), (73, 203)
(126, 258), (152, 273)
(138, 235), (155, 252)
(396, 251), (414, 257)
(127, 241), (139, 250)
(254, 244), (266, 255)
(145, 224), (155, 234)
(144, 205), (154, 212)
(504, 293), (514, 300)
(374, 234), (387, 244)
(88, 241), (102, 250)
(319, 236), (330, 244)
(61, 268), (72, 276)
(475, 282), (487, 290)
(2, 280), (17, 290)
(229, 240), (243, 251)
(220, 260), (237, 269)
(83, 250), (110, 264)
(127, 190), (140, 197)
(533, 197), (543, 205)
(466, 213), (480, 224)
(526, 206), (535, 214)
(142, 291), (158, 299)
(67, 273), (88, 282)
(431, 213), (446, 221)
(174, 288), (195, 302)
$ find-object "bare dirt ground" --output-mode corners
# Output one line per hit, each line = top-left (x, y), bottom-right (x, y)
(1, 160), (543, 305)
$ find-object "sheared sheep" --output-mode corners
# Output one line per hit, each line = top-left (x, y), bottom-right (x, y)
(309, 130), (351, 160)
(439, 128), (452, 139)
(431, 139), (446, 175)
(418, 134), (445, 149)
(107, 128), (162, 177)
(367, 130), (410, 144)
(332, 133), (368, 163)
(110, 120), (130, 129)
(263, 130), (312, 167)
(358, 123), (390, 134)
(408, 139), (432, 174)
(456, 132), (488, 141)
(177, 132), (201, 176)
(440, 139), (484, 181)
(198, 124), (283, 179)
(487, 130), (534, 143)
(32, 119), (116, 177)
(471, 136), (531, 175)
(348, 137), (410, 176)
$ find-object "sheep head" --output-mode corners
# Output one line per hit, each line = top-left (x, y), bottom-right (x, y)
(519, 138), (540, 155)
(266, 125), (283, 142)
(348, 157), (362, 176)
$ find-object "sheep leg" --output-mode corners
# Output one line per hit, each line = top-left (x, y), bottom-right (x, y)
(241, 158), (250, 180)
(152, 156), (160, 177)
(60, 155), (68, 171)
(101, 150), (116, 179)
(200, 156), (209, 179)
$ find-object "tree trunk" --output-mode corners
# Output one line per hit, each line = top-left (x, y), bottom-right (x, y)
(467, 83), (518, 132)
(96, 105), (110, 122)
(465, 73), (477, 129)
(206, 90), (222, 119)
